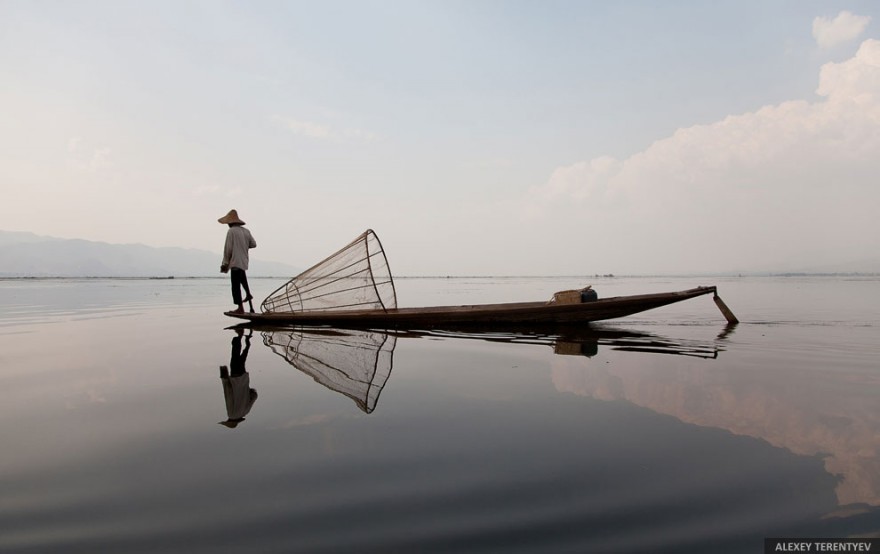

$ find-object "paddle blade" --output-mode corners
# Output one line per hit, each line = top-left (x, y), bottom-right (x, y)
(713, 295), (739, 325)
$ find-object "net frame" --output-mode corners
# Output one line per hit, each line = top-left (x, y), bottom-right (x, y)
(261, 229), (397, 314)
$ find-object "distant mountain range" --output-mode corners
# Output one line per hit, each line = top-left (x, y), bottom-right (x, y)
(2, 230), (876, 278)
(0, 230), (301, 278)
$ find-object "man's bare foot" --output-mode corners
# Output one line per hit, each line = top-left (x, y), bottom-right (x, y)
(243, 294), (253, 303)
(231, 306), (244, 314)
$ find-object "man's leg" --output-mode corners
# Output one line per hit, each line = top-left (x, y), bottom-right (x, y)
(230, 269), (244, 311)
(241, 271), (253, 302)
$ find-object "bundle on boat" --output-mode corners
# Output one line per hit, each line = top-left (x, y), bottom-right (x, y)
(548, 285), (598, 304)
(229, 229), (738, 328)
(262, 229), (397, 315)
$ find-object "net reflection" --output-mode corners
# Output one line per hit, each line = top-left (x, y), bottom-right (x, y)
(263, 327), (396, 414)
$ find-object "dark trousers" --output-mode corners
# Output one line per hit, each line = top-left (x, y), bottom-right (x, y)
(230, 268), (252, 305)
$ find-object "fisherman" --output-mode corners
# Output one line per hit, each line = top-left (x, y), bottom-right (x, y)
(218, 209), (257, 314)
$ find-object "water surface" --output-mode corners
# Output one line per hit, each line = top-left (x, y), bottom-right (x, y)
(1, 276), (878, 552)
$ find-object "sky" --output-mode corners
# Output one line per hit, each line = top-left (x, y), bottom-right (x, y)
(1, 0), (878, 275)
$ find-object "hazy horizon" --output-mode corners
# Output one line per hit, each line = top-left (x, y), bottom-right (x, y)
(2, 228), (878, 278)
(2, 2), (878, 275)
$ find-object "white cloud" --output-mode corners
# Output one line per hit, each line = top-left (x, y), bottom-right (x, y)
(69, 146), (112, 172)
(813, 11), (871, 49)
(342, 127), (378, 141)
(191, 184), (242, 198)
(193, 184), (221, 196)
(278, 117), (334, 139)
(66, 136), (112, 172)
(67, 136), (82, 153)
(523, 39), (880, 272)
(89, 148), (111, 170)
(273, 115), (377, 142)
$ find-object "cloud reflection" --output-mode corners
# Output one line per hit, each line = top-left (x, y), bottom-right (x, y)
(551, 332), (880, 508)
(243, 322), (880, 509)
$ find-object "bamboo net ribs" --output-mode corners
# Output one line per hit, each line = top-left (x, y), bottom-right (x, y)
(261, 229), (397, 314)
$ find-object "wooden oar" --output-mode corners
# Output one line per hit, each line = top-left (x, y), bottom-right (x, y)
(713, 293), (739, 325)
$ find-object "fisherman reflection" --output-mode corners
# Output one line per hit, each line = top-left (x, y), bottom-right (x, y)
(219, 328), (258, 429)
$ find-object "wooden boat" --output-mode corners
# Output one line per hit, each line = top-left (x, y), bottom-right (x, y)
(223, 230), (738, 329)
(225, 285), (736, 328)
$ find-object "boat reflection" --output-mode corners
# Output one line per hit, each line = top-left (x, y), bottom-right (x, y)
(241, 323), (724, 414)
(396, 325), (727, 360)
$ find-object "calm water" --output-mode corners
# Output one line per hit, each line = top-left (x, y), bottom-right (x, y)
(0, 276), (878, 553)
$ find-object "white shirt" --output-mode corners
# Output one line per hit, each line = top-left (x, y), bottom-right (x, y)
(222, 226), (256, 270)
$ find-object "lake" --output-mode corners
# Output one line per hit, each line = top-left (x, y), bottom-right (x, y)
(0, 275), (878, 553)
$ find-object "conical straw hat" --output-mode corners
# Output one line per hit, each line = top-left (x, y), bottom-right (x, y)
(218, 209), (245, 225)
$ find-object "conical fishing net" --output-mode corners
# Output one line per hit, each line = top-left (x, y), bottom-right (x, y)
(261, 229), (397, 314)
(262, 327), (396, 414)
